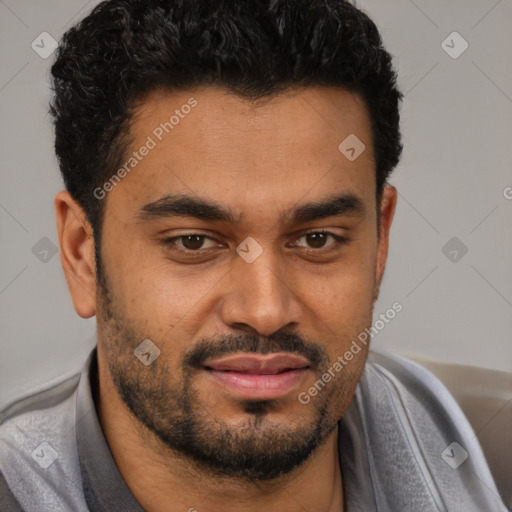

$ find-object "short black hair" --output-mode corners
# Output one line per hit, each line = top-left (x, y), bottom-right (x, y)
(50, 0), (402, 253)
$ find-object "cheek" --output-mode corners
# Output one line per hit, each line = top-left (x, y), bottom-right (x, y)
(301, 250), (377, 322)
(105, 249), (227, 344)
(294, 245), (377, 367)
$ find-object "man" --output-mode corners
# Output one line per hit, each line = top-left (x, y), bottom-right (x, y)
(0, 0), (506, 510)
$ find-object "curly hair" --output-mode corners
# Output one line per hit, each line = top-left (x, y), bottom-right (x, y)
(50, 0), (402, 245)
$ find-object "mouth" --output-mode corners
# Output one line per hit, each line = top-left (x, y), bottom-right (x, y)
(202, 353), (311, 400)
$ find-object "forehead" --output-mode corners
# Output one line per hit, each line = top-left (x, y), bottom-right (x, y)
(104, 86), (376, 223)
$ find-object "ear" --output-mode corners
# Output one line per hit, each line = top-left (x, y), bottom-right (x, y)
(374, 184), (397, 301)
(54, 190), (97, 318)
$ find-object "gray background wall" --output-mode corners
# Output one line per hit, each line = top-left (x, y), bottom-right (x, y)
(1, 0), (511, 410)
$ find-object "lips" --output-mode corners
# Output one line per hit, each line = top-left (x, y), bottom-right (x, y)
(203, 353), (310, 400)
(204, 353), (310, 373)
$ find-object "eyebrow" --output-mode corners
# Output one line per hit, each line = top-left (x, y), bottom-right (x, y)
(137, 194), (237, 223)
(136, 192), (366, 224)
(287, 193), (366, 223)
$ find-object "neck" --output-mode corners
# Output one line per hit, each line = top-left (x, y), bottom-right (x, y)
(96, 356), (344, 512)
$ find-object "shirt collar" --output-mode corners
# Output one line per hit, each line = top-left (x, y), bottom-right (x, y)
(75, 348), (144, 512)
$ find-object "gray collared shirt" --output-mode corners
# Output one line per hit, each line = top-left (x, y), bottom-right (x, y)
(0, 348), (507, 511)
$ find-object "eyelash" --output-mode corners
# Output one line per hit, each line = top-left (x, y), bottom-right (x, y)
(160, 230), (350, 256)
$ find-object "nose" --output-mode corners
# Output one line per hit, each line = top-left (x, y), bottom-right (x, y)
(219, 248), (303, 337)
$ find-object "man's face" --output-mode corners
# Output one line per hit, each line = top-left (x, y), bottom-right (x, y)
(94, 86), (393, 480)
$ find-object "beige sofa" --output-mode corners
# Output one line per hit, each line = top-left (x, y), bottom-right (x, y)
(404, 353), (512, 509)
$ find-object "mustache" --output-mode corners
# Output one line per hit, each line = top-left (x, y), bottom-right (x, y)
(183, 332), (329, 370)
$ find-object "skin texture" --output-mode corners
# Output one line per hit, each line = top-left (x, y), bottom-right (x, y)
(55, 86), (397, 512)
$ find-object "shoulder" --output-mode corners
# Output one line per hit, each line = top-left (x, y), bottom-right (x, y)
(1, 372), (80, 427)
(0, 371), (87, 511)
(364, 349), (461, 406)
(343, 349), (509, 511)
(360, 350), (492, 454)
(0, 372), (81, 462)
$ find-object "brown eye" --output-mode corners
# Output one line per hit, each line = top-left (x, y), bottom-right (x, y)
(294, 231), (347, 250)
(180, 234), (206, 250)
(305, 232), (329, 249)
(161, 233), (219, 253)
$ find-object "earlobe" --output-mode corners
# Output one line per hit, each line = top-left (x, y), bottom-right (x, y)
(374, 184), (397, 300)
(54, 190), (97, 318)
